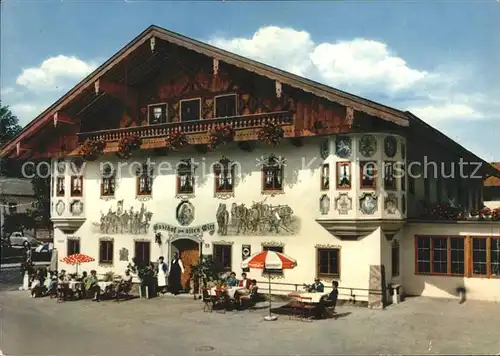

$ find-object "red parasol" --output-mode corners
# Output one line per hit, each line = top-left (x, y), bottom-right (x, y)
(241, 250), (297, 321)
(61, 253), (95, 275)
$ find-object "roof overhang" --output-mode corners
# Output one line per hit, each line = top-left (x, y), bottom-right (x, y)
(0, 25), (410, 158)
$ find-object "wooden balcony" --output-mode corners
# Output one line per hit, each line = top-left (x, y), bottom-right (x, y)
(77, 111), (294, 145)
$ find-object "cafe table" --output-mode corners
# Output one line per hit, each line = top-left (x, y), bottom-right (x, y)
(287, 291), (327, 304)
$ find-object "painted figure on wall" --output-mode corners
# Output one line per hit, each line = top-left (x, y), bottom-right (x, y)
(168, 252), (185, 295)
(215, 199), (299, 236)
(94, 200), (154, 234)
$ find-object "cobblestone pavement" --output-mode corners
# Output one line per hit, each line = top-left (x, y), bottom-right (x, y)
(1, 287), (500, 355)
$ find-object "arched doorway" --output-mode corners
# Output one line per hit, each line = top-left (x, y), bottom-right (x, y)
(171, 237), (201, 292)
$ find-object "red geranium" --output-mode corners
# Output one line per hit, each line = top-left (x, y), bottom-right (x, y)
(116, 134), (141, 159)
(165, 130), (188, 151)
(79, 139), (106, 161)
(209, 124), (235, 150)
(258, 121), (284, 146)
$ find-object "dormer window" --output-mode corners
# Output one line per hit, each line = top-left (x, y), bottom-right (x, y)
(214, 157), (235, 193)
(180, 99), (201, 122)
(136, 163), (153, 196)
(177, 159), (195, 195)
(148, 103), (168, 125)
(215, 94), (237, 118)
(262, 155), (284, 192)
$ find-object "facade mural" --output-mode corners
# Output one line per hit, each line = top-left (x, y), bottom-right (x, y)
(360, 193), (378, 215)
(335, 193), (352, 215)
(93, 200), (154, 234)
(119, 248), (129, 261)
(384, 193), (398, 214)
(215, 199), (299, 236)
(320, 195), (330, 215)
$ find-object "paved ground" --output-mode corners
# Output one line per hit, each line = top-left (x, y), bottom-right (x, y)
(1, 276), (500, 355)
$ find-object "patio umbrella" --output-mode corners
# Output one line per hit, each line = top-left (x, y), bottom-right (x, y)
(241, 250), (297, 321)
(61, 253), (95, 275)
(35, 242), (53, 253)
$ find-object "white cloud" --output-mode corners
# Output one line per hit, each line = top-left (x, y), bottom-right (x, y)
(209, 26), (489, 125)
(10, 103), (46, 118)
(1, 87), (15, 96)
(16, 55), (97, 91)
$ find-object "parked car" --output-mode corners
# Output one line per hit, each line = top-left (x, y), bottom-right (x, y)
(8, 232), (41, 247)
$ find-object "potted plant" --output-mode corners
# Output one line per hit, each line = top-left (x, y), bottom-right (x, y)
(128, 258), (155, 298)
(165, 130), (188, 151)
(116, 134), (141, 159)
(258, 121), (284, 146)
(209, 124), (235, 150)
(190, 256), (220, 294)
(79, 139), (107, 161)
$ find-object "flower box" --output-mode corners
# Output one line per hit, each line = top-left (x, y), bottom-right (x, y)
(209, 124), (235, 150)
(165, 130), (188, 151)
(116, 134), (141, 159)
(79, 139), (106, 161)
(258, 121), (284, 146)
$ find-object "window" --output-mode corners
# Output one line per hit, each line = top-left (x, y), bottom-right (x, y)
(415, 236), (464, 275)
(317, 248), (340, 277)
(360, 161), (377, 189)
(99, 240), (114, 264)
(134, 241), (151, 265)
(215, 94), (237, 118)
(263, 245), (284, 274)
(213, 244), (232, 271)
(148, 103), (168, 125)
(384, 161), (396, 190)
(391, 241), (400, 277)
(56, 177), (65, 196)
(262, 155), (284, 191)
(320, 164), (330, 190)
(8, 202), (17, 215)
(424, 179), (430, 199)
(67, 238), (80, 256)
(101, 165), (116, 197)
(214, 157), (235, 193)
(472, 237), (500, 277)
(336, 162), (351, 189)
(400, 163), (406, 191)
(70, 176), (83, 197)
(177, 159), (195, 194)
(180, 98), (201, 122)
(136, 163), (153, 196)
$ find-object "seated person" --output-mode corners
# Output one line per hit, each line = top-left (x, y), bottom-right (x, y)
(57, 270), (70, 300)
(326, 280), (339, 310)
(115, 270), (133, 300)
(78, 271), (88, 282)
(85, 270), (101, 302)
(31, 274), (46, 298)
(238, 272), (251, 289)
(46, 271), (58, 296)
(240, 280), (259, 308)
(226, 272), (238, 287)
(307, 278), (324, 293)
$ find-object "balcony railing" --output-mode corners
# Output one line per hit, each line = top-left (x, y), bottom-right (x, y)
(77, 111), (293, 142)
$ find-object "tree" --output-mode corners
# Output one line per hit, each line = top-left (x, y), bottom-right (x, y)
(0, 103), (22, 146)
(2, 212), (36, 236)
(30, 160), (51, 229)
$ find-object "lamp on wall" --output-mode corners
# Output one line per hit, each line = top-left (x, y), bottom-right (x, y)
(155, 232), (162, 246)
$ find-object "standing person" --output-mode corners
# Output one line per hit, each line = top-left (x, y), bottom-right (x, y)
(168, 252), (184, 295)
(157, 256), (168, 295)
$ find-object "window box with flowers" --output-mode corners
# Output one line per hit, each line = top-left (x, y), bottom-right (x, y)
(79, 139), (106, 161)
(116, 134), (141, 159)
(165, 130), (189, 151)
(209, 124), (235, 150)
(258, 121), (284, 146)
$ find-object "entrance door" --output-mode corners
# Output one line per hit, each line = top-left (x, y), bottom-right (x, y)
(172, 239), (200, 291)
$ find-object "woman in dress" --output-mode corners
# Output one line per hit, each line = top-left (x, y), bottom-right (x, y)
(157, 256), (168, 295)
(168, 252), (184, 295)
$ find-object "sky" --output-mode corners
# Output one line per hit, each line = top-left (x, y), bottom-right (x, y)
(1, 0), (499, 161)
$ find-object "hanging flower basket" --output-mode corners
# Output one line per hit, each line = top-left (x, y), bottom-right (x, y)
(481, 206), (492, 220)
(258, 121), (284, 146)
(165, 130), (188, 151)
(430, 203), (463, 221)
(492, 208), (500, 221)
(116, 134), (141, 159)
(79, 139), (106, 161)
(209, 124), (235, 150)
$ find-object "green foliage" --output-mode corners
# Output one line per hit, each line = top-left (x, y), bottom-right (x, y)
(2, 212), (36, 236)
(0, 103), (22, 147)
(128, 258), (155, 284)
(190, 256), (220, 286)
(30, 162), (51, 227)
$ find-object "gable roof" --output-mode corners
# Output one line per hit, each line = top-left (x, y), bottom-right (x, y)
(0, 25), (409, 157)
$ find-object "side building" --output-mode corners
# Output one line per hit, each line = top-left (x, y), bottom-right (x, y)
(2, 25), (500, 305)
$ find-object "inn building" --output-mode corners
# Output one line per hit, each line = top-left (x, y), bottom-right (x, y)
(2, 25), (500, 305)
